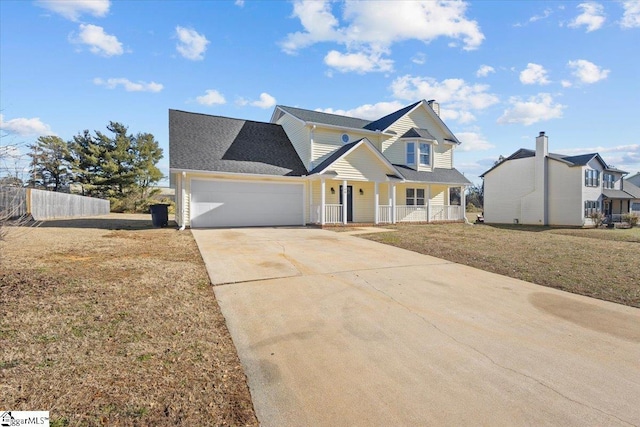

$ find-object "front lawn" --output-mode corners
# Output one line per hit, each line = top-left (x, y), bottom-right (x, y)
(362, 224), (640, 308)
(0, 215), (258, 426)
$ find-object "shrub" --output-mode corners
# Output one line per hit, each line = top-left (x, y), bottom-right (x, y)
(589, 211), (605, 228)
(622, 212), (639, 227)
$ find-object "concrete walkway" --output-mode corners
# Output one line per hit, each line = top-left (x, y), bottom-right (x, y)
(192, 227), (640, 427)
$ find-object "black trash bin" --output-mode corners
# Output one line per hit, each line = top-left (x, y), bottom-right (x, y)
(150, 204), (169, 228)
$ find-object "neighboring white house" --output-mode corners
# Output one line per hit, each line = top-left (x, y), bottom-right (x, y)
(481, 132), (639, 226)
(170, 100), (471, 228)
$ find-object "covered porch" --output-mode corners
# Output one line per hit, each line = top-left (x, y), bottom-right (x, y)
(602, 192), (635, 223)
(308, 178), (466, 225)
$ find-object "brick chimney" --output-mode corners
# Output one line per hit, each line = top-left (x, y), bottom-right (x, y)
(427, 99), (440, 116)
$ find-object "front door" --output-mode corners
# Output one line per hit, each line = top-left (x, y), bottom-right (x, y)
(340, 185), (353, 222)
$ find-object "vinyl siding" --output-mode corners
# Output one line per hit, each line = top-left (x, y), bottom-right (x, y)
(548, 160), (583, 226)
(277, 113), (310, 170)
(311, 128), (381, 167)
(484, 157), (535, 224)
(330, 148), (393, 182)
(382, 106), (454, 171)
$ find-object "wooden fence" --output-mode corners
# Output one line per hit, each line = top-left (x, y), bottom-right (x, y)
(0, 187), (110, 220)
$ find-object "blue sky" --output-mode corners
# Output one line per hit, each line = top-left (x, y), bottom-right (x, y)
(1, 0), (639, 185)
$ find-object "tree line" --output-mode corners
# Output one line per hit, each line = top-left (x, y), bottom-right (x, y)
(21, 122), (164, 212)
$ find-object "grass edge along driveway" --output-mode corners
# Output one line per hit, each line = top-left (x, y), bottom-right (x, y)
(361, 223), (640, 308)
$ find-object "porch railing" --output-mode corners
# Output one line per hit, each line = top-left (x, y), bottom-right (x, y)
(429, 205), (462, 221)
(312, 204), (343, 224)
(378, 205), (392, 223)
(312, 203), (463, 224)
(396, 205), (428, 222)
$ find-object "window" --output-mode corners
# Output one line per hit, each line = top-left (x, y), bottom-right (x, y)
(584, 169), (600, 187)
(603, 173), (615, 189)
(419, 143), (430, 165)
(406, 188), (425, 206)
(584, 200), (600, 217)
(406, 142), (415, 164)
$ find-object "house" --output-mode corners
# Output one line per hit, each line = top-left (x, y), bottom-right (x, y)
(481, 132), (639, 226)
(170, 100), (471, 228)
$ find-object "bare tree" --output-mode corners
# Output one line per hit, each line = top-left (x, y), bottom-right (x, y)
(0, 130), (35, 241)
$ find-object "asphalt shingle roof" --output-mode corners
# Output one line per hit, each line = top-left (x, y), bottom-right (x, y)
(308, 141), (359, 175)
(622, 180), (640, 198)
(603, 189), (634, 199)
(363, 101), (421, 131)
(393, 165), (471, 185)
(276, 106), (371, 129)
(482, 148), (626, 177)
(169, 109), (307, 176)
(399, 127), (437, 140)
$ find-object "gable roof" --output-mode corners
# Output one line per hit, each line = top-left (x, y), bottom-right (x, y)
(393, 164), (471, 185)
(623, 180), (640, 198)
(363, 101), (421, 131)
(399, 127), (437, 140)
(309, 138), (399, 177)
(481, 149), (627, 177)
(627, 172), (640, 187)
(276, 106), (371, 129)
(169, 109), (307, 177)
(274, 100), (461, 145)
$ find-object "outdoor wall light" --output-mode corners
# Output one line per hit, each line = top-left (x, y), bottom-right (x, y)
(330, 187), (335, 194)
(359, 189), (364, 195)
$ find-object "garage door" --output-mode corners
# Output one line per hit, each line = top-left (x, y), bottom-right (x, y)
(190, 179), (304, 228)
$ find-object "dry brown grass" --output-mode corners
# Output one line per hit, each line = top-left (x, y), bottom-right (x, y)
(362, 223), (640, 308)
(0, 214), (257, 426)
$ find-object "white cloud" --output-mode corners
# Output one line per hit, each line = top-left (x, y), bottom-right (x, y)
(440, 109), (476, 124)
(455, 131), (495, 152)
(476, 65), (495, 78)
(324, 50), (393, 73)
(497, 93), (565, 126)
(411, 53), (427, 65)
(93, 78), (163, 92)
(568, 2), (606, 32)
(519, 63), (550, 85)
(567, 59), (610, 84)
(621, 0), (640, 28)
(235, 0), (245, 6)
(316, 101), (405, 120)
(71, 24), (123, 56)
(196, 89), (226, 106)
(529, 8), (552, 22)
(390, 75), (499, 123)
(36, 0), (110, 21)
(0, 114), (55, 136)
(281, 0), (484, 73)
(250, 92), (277, 109)
(175, 26), (209, 61)
(561, 80), (573, 88)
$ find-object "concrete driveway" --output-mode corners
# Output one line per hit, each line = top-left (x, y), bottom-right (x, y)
(192, 227), (640, 426)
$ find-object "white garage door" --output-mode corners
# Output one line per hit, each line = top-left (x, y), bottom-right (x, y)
(190, 179), (304, 228)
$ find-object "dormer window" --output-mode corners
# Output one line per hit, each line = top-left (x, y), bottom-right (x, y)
(406, 142), (415, 165)
(603, 173), (615, 189)
(406, 141), (431, 167)
(419, 143), (430, 166)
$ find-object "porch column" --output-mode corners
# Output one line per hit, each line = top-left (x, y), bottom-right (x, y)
(461, 186), (466, 221)
(446, 187), (451, 220)
(181, 171), (187, 228)
(374, 181), (379, 224)
(426, 184), (431, 223)
(320, 179), (326, 225)
(391, 183), (396, 224)
(309, 181), (313, 222)
(342, 180), (348, 225)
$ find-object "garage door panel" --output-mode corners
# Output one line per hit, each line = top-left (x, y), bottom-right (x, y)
(190, 179), (303, 228)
